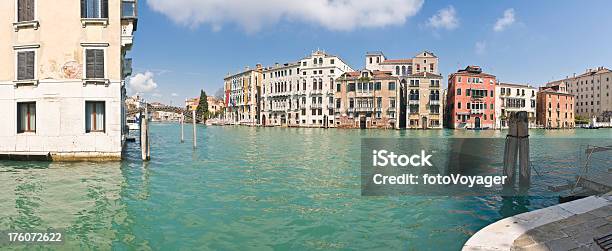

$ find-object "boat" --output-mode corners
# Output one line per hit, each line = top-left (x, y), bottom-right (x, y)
(127, 116), (140, 130)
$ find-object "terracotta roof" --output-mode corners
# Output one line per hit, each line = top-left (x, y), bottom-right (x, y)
(538, 87), (574, 96)
(576, 67), (612, 78)
(498, 82), (535, 88)
(407, 71), (442, 78)
(380, 59), (413, 64)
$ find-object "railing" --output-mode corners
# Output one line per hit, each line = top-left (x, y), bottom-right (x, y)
(429, 100), (440, 105)
(355, 107), (374, 112)
(409, 100), (420, 105)
(470, 109), (484, 114)
(311, 103), (322, 108)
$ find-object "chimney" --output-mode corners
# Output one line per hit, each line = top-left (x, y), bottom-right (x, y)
(256, 63), (262, 69)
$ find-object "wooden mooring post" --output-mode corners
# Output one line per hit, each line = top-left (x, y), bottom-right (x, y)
(141, 106), (151, 161)
(180, 113), (184, 143)
(503, 111), (530, 188)
(192, 110), (197, 148)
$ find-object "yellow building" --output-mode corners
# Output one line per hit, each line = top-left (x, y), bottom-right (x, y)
(0, 0), (137, 160)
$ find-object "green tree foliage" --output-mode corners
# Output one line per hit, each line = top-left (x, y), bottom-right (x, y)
(196, 90), (209, 120)
(575, 115), (589, 124)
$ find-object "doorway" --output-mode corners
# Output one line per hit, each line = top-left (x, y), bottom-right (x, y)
(475, 117), (481, 129)
(359, 116), (367, 129)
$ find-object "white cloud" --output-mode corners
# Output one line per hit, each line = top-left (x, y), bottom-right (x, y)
(129, 71), (158, 93)
(147, 0), (424, 32)
(494, 8), (515, 32)
(171, 93), (179, 97)
(427, 6), (459, 30)
(475, 41), (486, 55)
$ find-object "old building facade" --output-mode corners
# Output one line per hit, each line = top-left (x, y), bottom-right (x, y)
(546, 67), (612, 119)
(495, 83), (538, 128)
(258, 50), (353, 127)
(223, 65), (263, 125)
(536, 84), (575, 128)
(363, 51), (441, 129)
(295, 50), (354, 127)
(364, 51), (439, 76)
(404, 72), (444, 129)
(446, 66), (497, 129)
(0, 0), (137, 160)
(334, 70), (398, 129)
(260, 62), (301, 126)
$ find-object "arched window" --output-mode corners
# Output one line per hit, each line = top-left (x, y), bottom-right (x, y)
(318, 78), (323, 90)
(330, 78), (334, 90)
(402, 66), (406, 76)
(395, 66), (400, 75)
(319, 58), (323, 64)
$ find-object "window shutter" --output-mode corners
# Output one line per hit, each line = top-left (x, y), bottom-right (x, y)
(25, 0), (34, 21)
(17, 52), (26, 80)
(94, 50), (104, 78)
(18, 0), (23, 21)
(86, 50), (95, 78)
(81, 0), (86, 18)
(26, 51), (35, 80)
(102, 0), (109, 18)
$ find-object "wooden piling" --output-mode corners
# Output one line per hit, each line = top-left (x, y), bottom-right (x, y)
(503, 111), (530, 189)
(180, 113), (184, 143)
(192, 110), (197, 148)
(517, 112), (530, 186)
(141, 106), (150, 161)
(503, 114), (518, 186)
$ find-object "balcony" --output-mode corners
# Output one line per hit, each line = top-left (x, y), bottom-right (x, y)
(409, 100), (420, 105)
(121, 0), (138, 50)
(470, 109), (484, 114)
(311, 103), (322, 108)
(355, 107), (374, 112)
(429, 100), (440, 105)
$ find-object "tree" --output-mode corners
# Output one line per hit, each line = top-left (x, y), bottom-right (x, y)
(196, 90), (209, 120)
(575, 115), (589, 125)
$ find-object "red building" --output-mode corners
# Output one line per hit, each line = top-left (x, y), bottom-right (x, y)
(446, 66), (497, 129)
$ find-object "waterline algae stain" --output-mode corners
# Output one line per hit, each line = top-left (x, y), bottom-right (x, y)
(0, 124), (610, 250)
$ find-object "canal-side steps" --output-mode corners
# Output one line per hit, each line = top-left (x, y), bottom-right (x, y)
(463, 194), (612, 251)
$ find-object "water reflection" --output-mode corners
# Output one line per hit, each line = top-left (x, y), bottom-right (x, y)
(0, 162), (125, 249)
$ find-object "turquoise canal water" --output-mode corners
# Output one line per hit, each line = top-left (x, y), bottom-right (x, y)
(0, 125), (610, 250)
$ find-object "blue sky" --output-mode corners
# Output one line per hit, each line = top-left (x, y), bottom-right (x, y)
(128, 0), (612, 106)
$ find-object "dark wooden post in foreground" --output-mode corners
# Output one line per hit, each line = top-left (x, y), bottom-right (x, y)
(503, 111), (530, 188)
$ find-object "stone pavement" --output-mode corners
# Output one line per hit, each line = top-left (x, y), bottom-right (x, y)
(512, 205), (612, 251)
(463, 195), (612, 251)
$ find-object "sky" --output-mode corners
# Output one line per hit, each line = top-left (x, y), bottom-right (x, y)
(127, 0), (612, 106)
